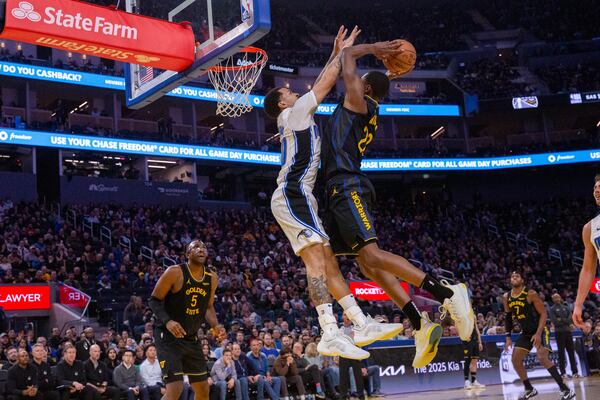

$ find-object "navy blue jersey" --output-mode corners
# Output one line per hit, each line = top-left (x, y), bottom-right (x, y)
(321, 96), (379, 180)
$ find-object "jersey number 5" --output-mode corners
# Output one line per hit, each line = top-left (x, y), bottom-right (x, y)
(190, 295), (198, 307)
(358, 115), (377, 156)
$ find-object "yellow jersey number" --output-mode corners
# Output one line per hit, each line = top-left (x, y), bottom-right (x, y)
(358, 115), (377, 156)
(190, 295), (198, 307)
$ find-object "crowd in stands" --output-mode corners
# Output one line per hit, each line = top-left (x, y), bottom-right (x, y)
(1, 187), (600, 393)
(478, 0), (600, 42)
(453, 58), (537, 100)
(537, 62), (600, 94)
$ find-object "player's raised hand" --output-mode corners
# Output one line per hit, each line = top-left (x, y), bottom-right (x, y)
(333, 25), (348, 55)
(342, 26), (361, 49)
(573, 303), (586, 329)
(166, 320), (187, 339)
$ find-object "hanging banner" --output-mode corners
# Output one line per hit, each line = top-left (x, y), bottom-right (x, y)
(0, 0), (195, 71)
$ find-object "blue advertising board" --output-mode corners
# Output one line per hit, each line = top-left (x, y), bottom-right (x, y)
(1, 128), (599, 171)
(0, 61), (461, 116)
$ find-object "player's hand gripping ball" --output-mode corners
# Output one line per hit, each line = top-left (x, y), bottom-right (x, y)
(380, 40), (416, 79)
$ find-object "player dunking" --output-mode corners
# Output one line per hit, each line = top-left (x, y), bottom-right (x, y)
(503, 270), (575, 400)
(573, 174), (600, 329)
(320, 42), (474, 368)
(264, 27), (403, 360)
(149, 240), (224, 400)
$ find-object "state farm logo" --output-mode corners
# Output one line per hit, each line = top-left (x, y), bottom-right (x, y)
(595, 279), (600, 293)
(11, 1), (138, 40)
(11, 2), (41, 22)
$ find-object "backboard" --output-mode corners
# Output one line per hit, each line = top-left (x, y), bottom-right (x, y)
(124, 0), (270, 109)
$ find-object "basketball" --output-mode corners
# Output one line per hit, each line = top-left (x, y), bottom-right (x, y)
(382, 40), (417, 77)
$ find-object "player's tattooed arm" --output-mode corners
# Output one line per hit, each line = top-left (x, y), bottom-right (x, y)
(308, 275), (333, 306)
(313, 26), (360, 91)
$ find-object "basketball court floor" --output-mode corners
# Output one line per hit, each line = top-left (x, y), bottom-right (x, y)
(383, 376), (600, 400)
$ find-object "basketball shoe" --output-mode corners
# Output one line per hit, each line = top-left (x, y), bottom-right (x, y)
(317, 328), (369, 360)
(559, 389), (576, 400)
(518, 388), (538, 400)
(439, 281), (475, 341)
(471, 380), (486, 389)
(412, 312), (442, 368)
(353, 315), (404, 347)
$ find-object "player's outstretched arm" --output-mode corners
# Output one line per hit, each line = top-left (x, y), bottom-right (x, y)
(341, 41), (403, 114)
(312, 26), (360, 103)
(149, 266), (186, 338)
(574, 222), (597, 328)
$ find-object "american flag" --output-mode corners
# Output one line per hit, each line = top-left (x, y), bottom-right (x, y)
(138, 66), (154, 85)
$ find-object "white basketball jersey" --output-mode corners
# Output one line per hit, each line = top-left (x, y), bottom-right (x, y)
(275, 90), (321, 193)
(591, 214), (600, 262)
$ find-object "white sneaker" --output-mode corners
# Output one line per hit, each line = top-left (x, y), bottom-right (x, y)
(464, 380), (472, 390)
(472, 380), (486, 389)
(439, 281), (475, 341)
(317, 329), (370, 360)
(353, 315), (404, 347)
(412, 312), (442, 368)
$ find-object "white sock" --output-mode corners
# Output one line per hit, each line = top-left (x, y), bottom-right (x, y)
(339, 294), (368, 328)
(316, 303), (339, 336)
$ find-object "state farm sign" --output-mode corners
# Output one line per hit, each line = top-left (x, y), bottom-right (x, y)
(0, 285), (51, 310)
(0, 0), (195, 71)
(349, 281), (410, 301)
(591, 278), (600, 294)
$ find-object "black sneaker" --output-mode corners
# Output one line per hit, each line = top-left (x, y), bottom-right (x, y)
(518, 388), (538, 400)
(560, 389), (576, 400)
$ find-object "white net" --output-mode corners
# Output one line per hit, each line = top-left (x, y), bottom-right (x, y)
(207, 48), (268, 118)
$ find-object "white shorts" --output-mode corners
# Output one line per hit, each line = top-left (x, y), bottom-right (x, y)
(271, 186), (329, 255)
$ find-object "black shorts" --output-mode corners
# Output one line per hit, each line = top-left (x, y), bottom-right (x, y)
(462, 336), (480, 359)
(324, 175), (378, 256)
(154, 328), (208, 383)
(515, 327), (551, 352)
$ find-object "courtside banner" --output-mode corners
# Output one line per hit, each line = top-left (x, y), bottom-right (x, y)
(591, 278), (600, 294)
(350, 281), (409, 301)
(0, 285), (51, 310)
(0, 0), (195, 71)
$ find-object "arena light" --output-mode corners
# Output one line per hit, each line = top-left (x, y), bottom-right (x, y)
(596, 120), (600, 127)
(148, 165), (167, 169)
(430, 126), (445, 140)
(147, 159), (177, 164)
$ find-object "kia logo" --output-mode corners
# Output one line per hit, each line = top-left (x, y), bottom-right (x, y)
(12, 2), (41, 22)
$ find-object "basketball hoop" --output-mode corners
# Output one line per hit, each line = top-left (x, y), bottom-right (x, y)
(208, 47), (268, 118)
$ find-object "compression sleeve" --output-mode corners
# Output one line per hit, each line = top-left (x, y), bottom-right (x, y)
(505, 311), (513, 336)
(148, 296), (171, 325)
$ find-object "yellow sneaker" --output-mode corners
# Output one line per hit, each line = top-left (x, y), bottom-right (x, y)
(412, 312), (442, 369)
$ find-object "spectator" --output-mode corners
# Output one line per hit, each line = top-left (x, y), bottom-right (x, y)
(31, 344), (59, 400)
(6, 349), (40, 400)
(55, 344), (94, 400)
(104, 349), (119, 384)
(292, 342), (325, 399)
(231, 343), (261, 400)
(246, 340), (280, 400)
(2, 347), (18, 370)
(112, 350), (147, 400)
(210, 348), (242, 400)
(260, 334), (278, 360)
(139, 345), (165, 400)
(83, 344), (120, 400)
(273, 347), (305, 398)
(304, 343), (337, 398)
(76, 328), (96, 362)
(549, 293), (579, 378)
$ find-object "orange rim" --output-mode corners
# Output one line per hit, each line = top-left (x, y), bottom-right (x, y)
(208, 46), (268, 73)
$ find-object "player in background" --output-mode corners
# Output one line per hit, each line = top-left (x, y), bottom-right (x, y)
(503, 271), (575, 400)
(264, 27), (403, 360)
(320, 41), (474, 368)
(573, 174), (600, 329)
(149, 240), (225, 400)
(462, 316), (485, 390)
